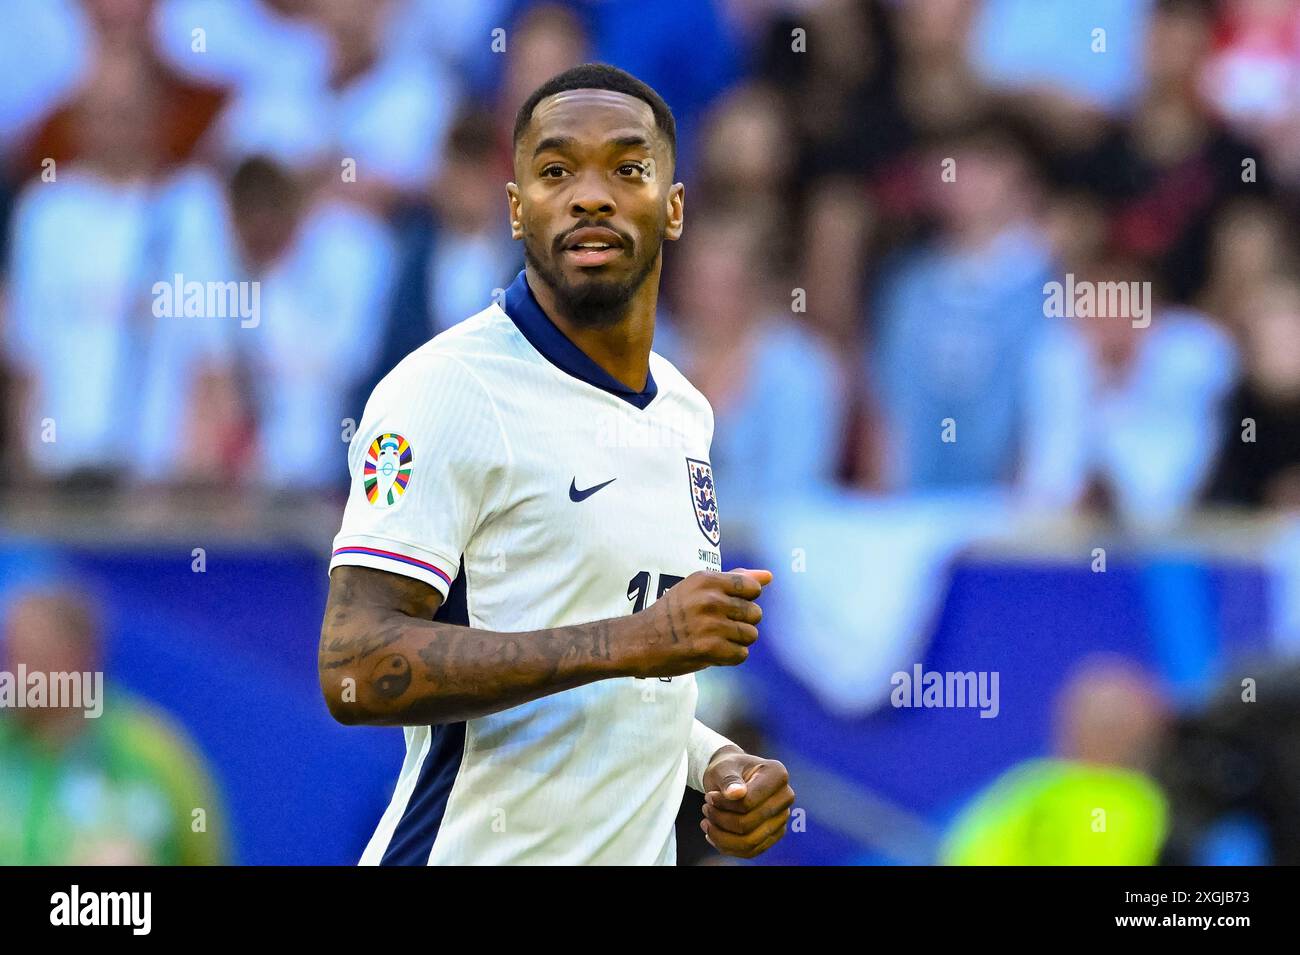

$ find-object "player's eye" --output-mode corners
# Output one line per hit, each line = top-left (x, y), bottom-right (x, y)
(617, 162), (647, 177)
(539, 165), (570, 179)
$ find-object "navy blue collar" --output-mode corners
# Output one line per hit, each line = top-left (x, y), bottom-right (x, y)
(501, 269), (658, 409)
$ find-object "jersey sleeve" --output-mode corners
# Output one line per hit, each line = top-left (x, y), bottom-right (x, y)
(329, 352), (509, 600)
(686, 718), (737, 793)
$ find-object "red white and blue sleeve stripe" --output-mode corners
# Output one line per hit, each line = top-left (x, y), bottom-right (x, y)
(329, 537), (456, 597)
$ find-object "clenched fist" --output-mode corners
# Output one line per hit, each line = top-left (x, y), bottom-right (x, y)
(627, 568), (772, 679)
(701, 750), (795, 859)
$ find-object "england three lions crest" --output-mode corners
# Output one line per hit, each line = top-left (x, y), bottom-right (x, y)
(686, 457), (721, 547)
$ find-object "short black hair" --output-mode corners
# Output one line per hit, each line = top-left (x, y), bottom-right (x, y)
(512, 63), (677, 168)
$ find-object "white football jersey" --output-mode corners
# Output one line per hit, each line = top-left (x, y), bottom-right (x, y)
(330, 269), (734, 865)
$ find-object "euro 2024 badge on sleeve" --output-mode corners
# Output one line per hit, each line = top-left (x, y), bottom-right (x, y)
(365, 433), (412, 506)
(686, 457), (720, 546)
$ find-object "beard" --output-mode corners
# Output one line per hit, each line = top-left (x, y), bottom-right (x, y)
(523, 221), (665, 328)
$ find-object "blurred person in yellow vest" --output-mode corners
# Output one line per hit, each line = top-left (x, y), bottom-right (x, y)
(0, 586), (227, 865)
(941, 655), (1170, 865)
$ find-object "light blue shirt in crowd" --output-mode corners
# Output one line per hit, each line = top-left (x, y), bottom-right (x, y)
(871, 225), (1054, 491)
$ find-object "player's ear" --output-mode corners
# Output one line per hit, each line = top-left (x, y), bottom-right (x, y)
(665, 182), (684, 241)
(506, 182), (524, 240)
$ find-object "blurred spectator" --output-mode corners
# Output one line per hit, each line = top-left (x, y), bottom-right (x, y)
(867, 114), (1053, 491)
(213, 0), (459, 210)
(18, 0), (228, 177)
(942, 656), (1170, 865)
(4, 59), (231, 485)
(364, 106), (519, 412)
(494, 3), (591, 161)
(1206, 277), (1300, 508)
(1198, 197), (1300, 333)
(220, 156), (396, 490)
(694, 82), (794, 229)
(310, 0), (459, 204)
(970, 0), (1154, 113)
(1157, 660), (1300, 864)
(660, 211), (848, 511)
(153, 0), (329, 95)
(798, 176), (875, 351)
(1022, 257), (1238, 526)
(1204, 0), (1300, 123)
(1062, 0), (1268, 303)
(769, 0), (910, 183)
(0, 587), (226, 864)
(386, 0), (512, 100)
(1202, 0), (1300, 186)
(531, 0), (742, 178)
(856, 0), (987, 276)
(894, 0), (988, 138)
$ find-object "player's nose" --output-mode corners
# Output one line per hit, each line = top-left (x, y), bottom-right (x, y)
(569, 172), (616, 218)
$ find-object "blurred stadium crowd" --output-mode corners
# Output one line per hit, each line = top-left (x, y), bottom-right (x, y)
(0, 0), (1297, 517)
(2, 0), (1300, 867)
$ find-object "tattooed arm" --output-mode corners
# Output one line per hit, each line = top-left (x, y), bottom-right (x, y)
(318, 565), (771, 726)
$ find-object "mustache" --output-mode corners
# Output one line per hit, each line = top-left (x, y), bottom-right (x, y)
(553, 222), (634, 253)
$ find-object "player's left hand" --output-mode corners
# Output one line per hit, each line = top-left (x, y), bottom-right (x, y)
(700, 749), (795, 859)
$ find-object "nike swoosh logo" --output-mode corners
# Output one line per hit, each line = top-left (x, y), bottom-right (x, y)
(569, 477), (616, 502)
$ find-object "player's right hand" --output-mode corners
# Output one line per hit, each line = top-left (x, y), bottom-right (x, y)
(629, 568), (772, 678)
